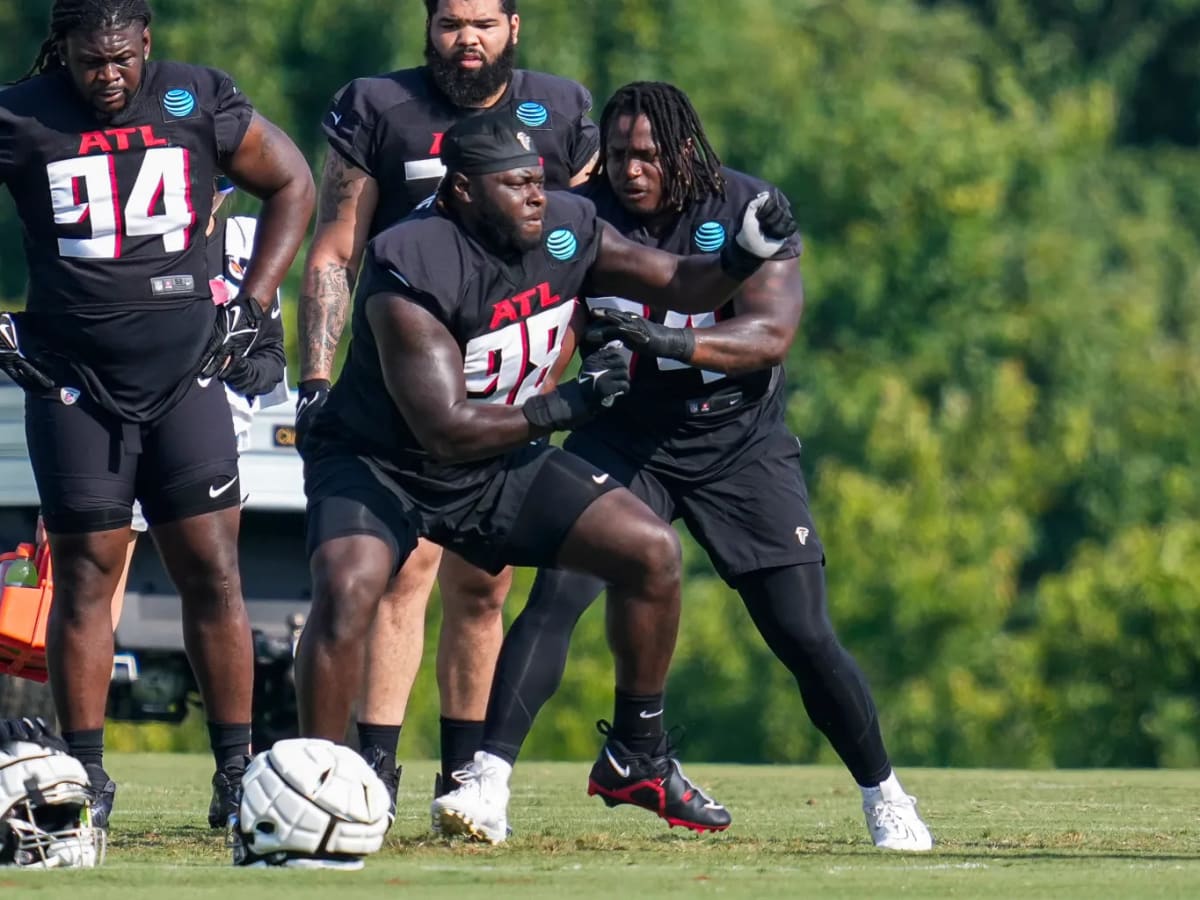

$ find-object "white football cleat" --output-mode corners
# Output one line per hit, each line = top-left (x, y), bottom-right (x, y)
(430, 753), (509, 845)
(863, 792), (933, 851)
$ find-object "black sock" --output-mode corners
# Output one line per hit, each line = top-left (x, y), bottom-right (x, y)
(440, 717), (484, 785)
(63, 728), (105, 770)
(207, 721), (251, 772)
(612, 690), (665, 755)
(357, 721), (402, 759)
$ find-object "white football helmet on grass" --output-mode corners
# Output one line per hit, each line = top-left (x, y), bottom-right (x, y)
(230, 738), (390, 869)
(0, 719), (102, 869)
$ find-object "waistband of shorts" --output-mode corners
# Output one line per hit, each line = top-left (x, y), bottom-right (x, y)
(677, 367), (780, 418)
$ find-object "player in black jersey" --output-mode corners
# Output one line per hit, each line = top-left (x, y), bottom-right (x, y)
(457, 82), (935, 851)
(296, 0), (601, 811)
(0, 0), (314, 829)
(298, 111), (795, 843)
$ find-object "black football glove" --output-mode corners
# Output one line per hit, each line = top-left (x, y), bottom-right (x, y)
(0, 716), (69, 753)
(720, 190), (797, 280)
(0, 313), (56, 393)
(584, 308), (695, 362)
(522, 346), (631, 431)
(295, 378), (331, 449)
(198, 295), (265, 380)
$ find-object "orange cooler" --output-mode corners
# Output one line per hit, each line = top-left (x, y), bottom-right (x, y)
(0, 541), (53, 683)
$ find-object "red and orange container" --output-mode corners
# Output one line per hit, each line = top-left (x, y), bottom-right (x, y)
(0, 541), (53, 682)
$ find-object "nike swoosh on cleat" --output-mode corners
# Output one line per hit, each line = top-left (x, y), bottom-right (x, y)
(638, 709), (663, 719)
(208, 476), (239, 499)
(604, 748), (631, 779)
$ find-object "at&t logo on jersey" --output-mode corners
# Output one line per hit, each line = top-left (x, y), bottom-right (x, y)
(545, 228), (577, 261)
(162, 89), (197, 118)
(694, 221), (727, 252)
(515, 101), (549, 127)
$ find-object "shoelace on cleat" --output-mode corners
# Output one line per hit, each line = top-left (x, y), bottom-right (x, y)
(867, 797), (916, 833)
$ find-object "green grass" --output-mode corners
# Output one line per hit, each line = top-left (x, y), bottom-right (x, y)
(4, 755), (1198, 898)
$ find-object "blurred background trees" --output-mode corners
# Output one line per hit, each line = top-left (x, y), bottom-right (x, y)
(3, 0), (1198, 768)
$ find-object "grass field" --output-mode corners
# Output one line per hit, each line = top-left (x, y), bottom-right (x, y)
(3, 754), (1198, 898)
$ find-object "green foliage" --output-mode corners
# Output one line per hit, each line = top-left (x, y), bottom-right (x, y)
(2, 0), (1198, 767)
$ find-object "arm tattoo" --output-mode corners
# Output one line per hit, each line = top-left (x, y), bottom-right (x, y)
(318, 153), (363, 225)
(299, 262), (352, 380)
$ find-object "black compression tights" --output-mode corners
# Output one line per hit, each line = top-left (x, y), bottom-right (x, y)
(732, 563), (891, 786)
(482, 561), (891, 787)
(482, 568), (605, 764)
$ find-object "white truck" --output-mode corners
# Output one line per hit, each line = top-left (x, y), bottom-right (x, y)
(0, 379), (310, 751)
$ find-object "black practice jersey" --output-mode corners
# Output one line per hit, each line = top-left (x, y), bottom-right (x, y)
(324, 191), (600, 489)
(578, 169), (803, 475)
(0, 63), (253, 421)
(322, 68), (598, 237)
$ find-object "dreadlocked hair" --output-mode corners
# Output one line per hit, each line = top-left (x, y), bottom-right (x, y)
(596, 81), (725, 211)
(20, 0), (152, 82)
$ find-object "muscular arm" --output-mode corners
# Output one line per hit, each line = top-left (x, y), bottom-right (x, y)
(588, 220), (747, 315)
(223, 113), (315, 313)
(366, 294), (551, 463)
(298, 151), (379, 381)
(688, 260), (803, 374)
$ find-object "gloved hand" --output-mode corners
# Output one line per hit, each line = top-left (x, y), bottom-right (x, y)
(0, 313), (56, 393)
(721, 190), (797, 279)
(584, 308), (695, 362)
(198, 295), (265, 380)
(295, 378), (331, 449)
(0, 717), (69, 753)
(522, 346), (631, 431)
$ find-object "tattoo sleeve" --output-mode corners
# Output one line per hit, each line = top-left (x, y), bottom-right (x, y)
(299, 262), (352, 381)
(297, 151), (374, 381)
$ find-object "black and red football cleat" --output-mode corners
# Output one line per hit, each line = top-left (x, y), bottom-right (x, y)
(586, 720), (731, 833)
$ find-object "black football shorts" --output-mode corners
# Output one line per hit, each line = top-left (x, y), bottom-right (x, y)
(563, 422), (824, 583)
(303, 438), (619, 575)
(26, 376), (240, 533)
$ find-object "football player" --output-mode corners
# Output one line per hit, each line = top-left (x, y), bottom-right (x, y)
(296, 111), (795, 842)
(448, 82), (933, 850)
(0, 0), (314, 829)
(295, 0), (600, 810)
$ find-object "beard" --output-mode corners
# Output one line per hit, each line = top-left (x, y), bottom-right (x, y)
(425, 33), (516, 107)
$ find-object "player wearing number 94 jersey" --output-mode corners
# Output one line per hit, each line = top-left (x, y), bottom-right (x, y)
(0, 0), (314, 831)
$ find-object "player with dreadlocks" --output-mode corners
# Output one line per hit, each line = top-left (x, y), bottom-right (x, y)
(0, 0), (314, 832)
(434, 81), (934, 851)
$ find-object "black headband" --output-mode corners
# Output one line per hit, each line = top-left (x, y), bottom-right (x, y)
(440, 110), (541, 175)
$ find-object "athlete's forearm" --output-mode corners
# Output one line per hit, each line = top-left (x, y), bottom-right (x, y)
(235, 187), (312, 314)
(419, 403), (551, 464)
(297, 152), (375, 381)
(688, 317), (794, 374)
(298, 245), (355, 382)
(592, 224), (746, 315)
